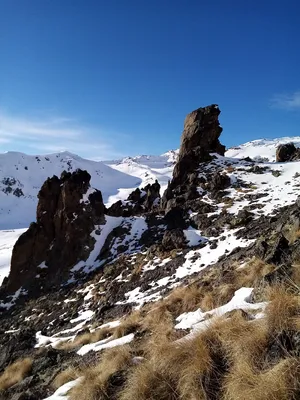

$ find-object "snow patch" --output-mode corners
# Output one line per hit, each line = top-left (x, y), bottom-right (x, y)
(176, 287), (267, 330)
(43, 377), (82, 400)
(77, 333), (134, 356)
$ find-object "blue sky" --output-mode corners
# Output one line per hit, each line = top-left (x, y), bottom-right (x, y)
(1, 0), (300, 160)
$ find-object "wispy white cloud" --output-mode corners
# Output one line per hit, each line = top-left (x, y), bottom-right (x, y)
(0, 110), (126, 160)
(270, 91), (300, 110)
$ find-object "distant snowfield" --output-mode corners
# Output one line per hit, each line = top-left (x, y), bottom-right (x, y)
(104, 151), (177, 207)
(0, 229), (26, 285)
(225, 136), (300, 161)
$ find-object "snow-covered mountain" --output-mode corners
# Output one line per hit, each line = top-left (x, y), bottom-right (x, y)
(4, 135), (300, 231)
(0, 151), (176, 230)
(0, 150), (177, 284)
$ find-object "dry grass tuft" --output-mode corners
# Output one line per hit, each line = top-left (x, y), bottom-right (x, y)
(120, 307), (300, 400)
(200, 283), (236, 312)
(112, 311), (141, 339)
(0, 358), (33, 391)
(265, 286), (300, 333)
(52, 366), (82, 389)
(57, 326), (112, 350)
(236, 257), (275, 288)
(223, 357), (300, 400)
(69, 345), (132, 400)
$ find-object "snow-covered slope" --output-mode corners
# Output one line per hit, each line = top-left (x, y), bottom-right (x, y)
(0, 229), (26, 285)
(0, 150), (179, 230)
(0, 151), (141, 229)
(104, 150), (178, 206)
(226, 136), (300, 162)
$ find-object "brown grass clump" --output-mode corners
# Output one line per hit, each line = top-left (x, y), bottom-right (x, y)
(119, 359), (179, 400)
(200, 283), (236, 312)
(0, 358), (33, 390)
(52, 366), (82, 389)
(121, 316), (233, 400)
(69, 345), (132, 400)
(264, 286), (300, 333)
(222, 290), (300, 399)
(112, 311), (141, 339)
(236, 257), (275, 288)
(223, 357), (300, 400)
(162, 284), (204, 315)
(120, 304), (300, 400)
(57, 326), (112, 350)
(57, 254), (300, 400)
(143, 283), (207, 324)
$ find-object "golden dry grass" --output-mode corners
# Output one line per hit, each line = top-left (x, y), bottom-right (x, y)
(57, 326), (112, 350)
(52, 366), (82, 389)
(200, 283), (236, 312)
(0, 358), (33, 391)
(112, 311), (142, 339)
(61, 290), (300, 400)
(236, 257), (275, 288)
(264, 286), (300, 333)
(119, 291), (300, 400)
(69, 345), (132, 400)
(55, 254), (300, 400)
(223, 357), (300, 400)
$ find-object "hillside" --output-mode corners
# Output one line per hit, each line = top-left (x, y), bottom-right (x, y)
(0, 151), (142, 230)
(1, 105), (300, 399)
(226, 136), (300, 161)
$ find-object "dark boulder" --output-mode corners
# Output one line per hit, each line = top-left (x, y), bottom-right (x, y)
(255, 234), (290, 266)
(276, 142), (299, 162)
(107, 180), (161, 217)
(164, 205), (189, 230)
(0, 328), (36, 370)
(230, 209), (253, 228)
(162, 229), (187, 250)
(127, 188), (142, 203)
(209, 172), (231, 193)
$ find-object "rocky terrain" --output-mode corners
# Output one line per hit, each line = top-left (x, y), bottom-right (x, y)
(1, 105), (300, 399)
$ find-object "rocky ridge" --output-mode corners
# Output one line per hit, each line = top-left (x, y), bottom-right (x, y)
(1, 105), (300, 399)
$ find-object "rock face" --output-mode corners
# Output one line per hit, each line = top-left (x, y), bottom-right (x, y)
(107, 180), (161, 217)
(276, 142), (300, 162)
(162, 105), (225, 224)
(170, 105), (224, 188)
(162, 229), (187, 250)
(1, 169), (105, 297)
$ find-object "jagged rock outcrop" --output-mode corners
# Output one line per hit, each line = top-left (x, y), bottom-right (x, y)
(164, 105), (224, 197)
(1, 169), (106, 298)
(107, 180), (161, 217)
(162, 105), (225, 225)
(162, 229), (187, 250)
(276, 142), (300, 162)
